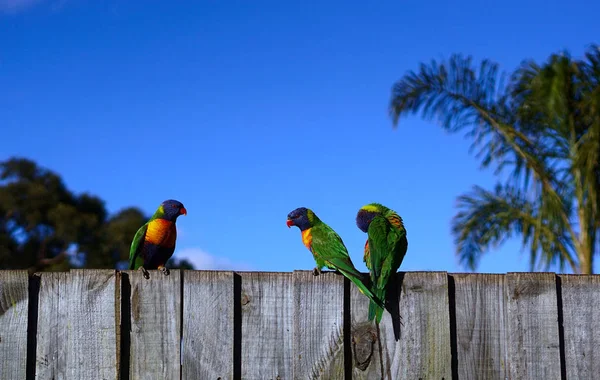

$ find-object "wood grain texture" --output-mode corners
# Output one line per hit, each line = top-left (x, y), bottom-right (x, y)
(560, 274), (600, 379)
(182, 270), (234, 380)
(453, 273), (508, 380)
(396, 272), (451, 379)
(240, 272), (293, 379)
(293, 270), (346, 379)
(35, 270), (120, 380)
(35, 272), (66, 379)
(349, 272), (390, 380)
(128, 269), (181, 379)
(0, 270), (29, 380)
(505, 272), (561, 379)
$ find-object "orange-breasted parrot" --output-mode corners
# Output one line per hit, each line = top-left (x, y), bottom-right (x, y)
(287, 207), (383, 309)
(129, 199), (187, 279)
(356, 203), (407, 323)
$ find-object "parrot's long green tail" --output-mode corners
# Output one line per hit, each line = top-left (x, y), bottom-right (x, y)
(339, 269), (384, 309)
(368, 288), (385, 323)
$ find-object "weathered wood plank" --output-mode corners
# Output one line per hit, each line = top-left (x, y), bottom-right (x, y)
(349, 272), (389, 380)
(399, 272), (451, 379)
(293, 270), (346, 379)
(560, 274), (600, 379)
(182, 270), (234, 380)
(0, 270), (29, 380)
(241, 272), (293, 379)
(453, 273), (508, 380)
(35, 272), (67, 379)
(351, 271), (452, 379)
(35, 270), (120, 380)
(128, 269), (181, 379)
(505, 272), (561, 379)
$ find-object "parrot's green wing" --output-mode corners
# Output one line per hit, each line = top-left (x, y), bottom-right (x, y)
(311, 224), (384, 308)
(367, 214), (407, 322)
(128, 223), (148, 270)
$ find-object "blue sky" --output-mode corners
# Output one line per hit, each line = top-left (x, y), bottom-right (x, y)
(1, 0), (598, 273)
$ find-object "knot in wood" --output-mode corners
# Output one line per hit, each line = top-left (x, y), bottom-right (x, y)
(351, 324), (377, 371)
(241, 294), (250, 305)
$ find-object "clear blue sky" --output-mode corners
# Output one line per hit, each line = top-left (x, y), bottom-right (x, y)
(1, 0), (598, 273)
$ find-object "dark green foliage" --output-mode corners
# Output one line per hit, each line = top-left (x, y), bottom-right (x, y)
(0, 157), (195, 272)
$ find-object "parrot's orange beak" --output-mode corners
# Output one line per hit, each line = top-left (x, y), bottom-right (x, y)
(180, 207), (187, 216)
(286, 219), (294, 228)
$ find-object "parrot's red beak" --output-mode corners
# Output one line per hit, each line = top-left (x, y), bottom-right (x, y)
(286, 219), (294, 228)
(180, 207), (187, 216)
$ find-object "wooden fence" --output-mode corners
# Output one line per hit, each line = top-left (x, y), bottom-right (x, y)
(0, 270), (598, 379)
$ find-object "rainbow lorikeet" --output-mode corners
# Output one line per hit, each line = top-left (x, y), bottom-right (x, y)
(129, 199), (187, 279)
(287, 207), (383, 309)
(356, 203), (407, 323)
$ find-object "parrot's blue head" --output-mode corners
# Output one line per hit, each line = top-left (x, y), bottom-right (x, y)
(356, 204), (382, 233)
(159, 199), (187, 221)
(286, 207), (315, 231)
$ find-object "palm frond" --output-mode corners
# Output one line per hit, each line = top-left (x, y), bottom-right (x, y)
(452, 184), (576, 272)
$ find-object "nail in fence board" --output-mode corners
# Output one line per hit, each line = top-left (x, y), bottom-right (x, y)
(240, 272), (293, 379)
(182, 270), (234, 380)
(505, 272), (561, 379)
(560, 274), (600, 379)
(453, 273), (508, 380)
(35, 270), (120, 380)
(293, 270), (345, 379)
(128, 269), (181, 379)
(0, 270), (29, 380)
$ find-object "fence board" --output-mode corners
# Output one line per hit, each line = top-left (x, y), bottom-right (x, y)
(128, 269), (181, 379)
(182, 270), (234, 380)
(350, 272), (397, 380)
(395, 271), (452, 379)
(293, 270), (346, 379)
(0, 270), (29, 380)
(241, 272), (293, 379)
(505, 272), (561, 379)
(36, 270), (120, 380)
(561, 274), (600, 379)
(35, 272), (67, 379)
(453, 273), (508, 380)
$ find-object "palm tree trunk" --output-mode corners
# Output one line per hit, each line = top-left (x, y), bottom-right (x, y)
(577, 206), (594, 274)
(579, 246), (593, 274)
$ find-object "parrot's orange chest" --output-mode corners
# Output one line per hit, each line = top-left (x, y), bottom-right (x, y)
(146, 219), (177, 247)
(301, 228), (313, 250)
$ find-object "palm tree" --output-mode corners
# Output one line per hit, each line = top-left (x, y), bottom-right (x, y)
(389, 45), (600, 274)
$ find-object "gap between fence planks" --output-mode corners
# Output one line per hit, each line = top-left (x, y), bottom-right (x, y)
(2, 270), (600, 379)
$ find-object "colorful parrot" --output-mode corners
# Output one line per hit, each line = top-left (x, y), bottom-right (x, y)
(287, 207), (383, 309)
(129, 199), (187, 279)
(356, 203), (407, 323)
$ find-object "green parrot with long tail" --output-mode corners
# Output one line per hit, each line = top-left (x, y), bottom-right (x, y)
(356, 203), (407, 324)
(129, 199), (187, 279)
(287, 207), (383, 309)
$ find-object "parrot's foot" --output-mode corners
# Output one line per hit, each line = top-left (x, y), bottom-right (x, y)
(139, 266), (150, 279)
(158, 265), (170, 276)
(312, 267), (322, 276)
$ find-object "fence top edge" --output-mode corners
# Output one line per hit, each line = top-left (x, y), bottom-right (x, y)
(4, 269), (598, 276)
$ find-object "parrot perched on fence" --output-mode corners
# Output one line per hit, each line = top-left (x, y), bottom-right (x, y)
(356, 203), (407, 324)
(129, 199), (187, 279)
(287, 207), (383, 309)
